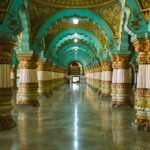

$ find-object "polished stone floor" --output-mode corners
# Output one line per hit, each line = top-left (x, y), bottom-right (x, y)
(0, 84), (150, 150)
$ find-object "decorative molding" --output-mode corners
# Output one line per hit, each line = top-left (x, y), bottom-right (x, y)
(136, 0), (150, 20)
(0, 0), (12, 23)
(91, 2), (121, 38)
(34, 0), (116, 8)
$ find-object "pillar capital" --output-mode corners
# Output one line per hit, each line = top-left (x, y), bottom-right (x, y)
(0, 38), (16, 64)
(17, 52), (38, 62)
(132, 38), (150, 54)
(18, 53), (38, 69)
(37, 60), (49, 71)
(101, 61), (112, 71)
(132, 38), (150, 64)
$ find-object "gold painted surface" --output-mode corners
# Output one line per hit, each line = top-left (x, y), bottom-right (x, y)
(29, 0), (121, 45)
(45, 19), (107, 49)
(34, 0), (116, 8)
(0, 0), (12, 23)
(136, 0), (150, 20)
(91, 1), (121, 37)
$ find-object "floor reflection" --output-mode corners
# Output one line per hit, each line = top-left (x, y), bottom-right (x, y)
(0, 84), (150, 150)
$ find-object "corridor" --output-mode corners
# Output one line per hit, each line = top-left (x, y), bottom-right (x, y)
(0, 83), (150, 150)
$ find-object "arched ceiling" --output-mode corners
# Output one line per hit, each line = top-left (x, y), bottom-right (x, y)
(34, 0), (116, 8)
(28, 0), (121, 69)
(0, 0), (149, 70)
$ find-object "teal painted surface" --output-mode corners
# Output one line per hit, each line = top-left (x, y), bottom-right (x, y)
(59, 48), (95, 63)
(57, 43), (97, 58)
(0, 0), (31, 52)
(58, 51), (94, 68)
(0, 0), (23, 34)
(11, 50), (19, 66)
(34, 9), (116, 43)
(0, 0), (149, 69)
(48, 29), (102, 53)
(120, 0), (148, 36)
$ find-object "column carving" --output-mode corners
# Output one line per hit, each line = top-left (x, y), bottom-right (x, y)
(17, 53), (39, 107)
(37, 60), (50, 97)
(116, 54), (132, 106)
(132, 37), (150, 130)
(101, 61), (112, 97)
(0, 36), (16, 130)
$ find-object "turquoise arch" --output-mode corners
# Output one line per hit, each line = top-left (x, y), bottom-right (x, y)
(59, 51), (97, 68)
(48, 29), (102, 53)
(57, 47), (97, 64)
(60, 54), (90, 69)
(54, 34), (98, 54)
(34, 9), (116, 45)
(58, 48), (96, 63)
(58, 50), (93, 63)
(64, 58), (88, 69)
(57, 43), (97, 58)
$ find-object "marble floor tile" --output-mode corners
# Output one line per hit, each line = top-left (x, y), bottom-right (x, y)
(0, 84), (150, 150)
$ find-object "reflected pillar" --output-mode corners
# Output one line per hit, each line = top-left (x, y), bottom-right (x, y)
(132, 37), (150, 130)
(0, 37), (16, 130)
(17, 53), (39, 107)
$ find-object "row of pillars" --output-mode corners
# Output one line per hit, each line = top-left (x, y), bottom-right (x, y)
(0, 39), (67, 130)
(85, 37), (150, 131)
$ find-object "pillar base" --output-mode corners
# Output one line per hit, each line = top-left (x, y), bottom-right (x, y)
(0, 116), (16, 131)
(17, 100), (39, 107)
(132, 122), (146, 131)
(101, 93), (111, 97)
(38, 92), (50, 97)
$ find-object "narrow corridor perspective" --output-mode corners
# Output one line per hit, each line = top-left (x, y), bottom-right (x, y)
(0, 83), (150, 150)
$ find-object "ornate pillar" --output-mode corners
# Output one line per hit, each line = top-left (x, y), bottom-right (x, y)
(47, 62), (53, 95)
(92, 66), (96, 90)
(111, 55), (118, 105)
(98, 63), (102, 95)
(132, 64), (138, 90)
(115, 54), (132, 106)
(17, 53), (39, 107)
(101, 61), (112, 97)
(37, 60), (49, 97)
(0, 36), (16, 130)
(10, 65), (17, 88)
(95, 65), (100, 91)
(132, 37), (150, 130)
